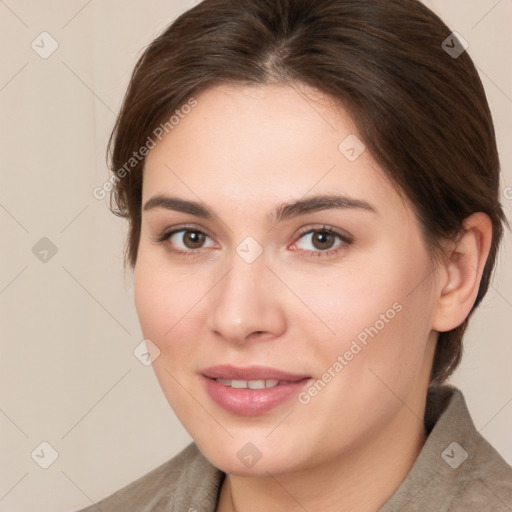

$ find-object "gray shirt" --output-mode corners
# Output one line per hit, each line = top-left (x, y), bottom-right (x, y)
(76, 384), (512, 511)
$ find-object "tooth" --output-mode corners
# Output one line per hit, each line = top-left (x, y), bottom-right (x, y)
(230, 379), (248, 389)
(248, 380), (266, 389)
(215, 378), (283, 389)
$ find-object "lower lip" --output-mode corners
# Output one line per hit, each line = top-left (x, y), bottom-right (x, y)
(201, 376), (312, 416)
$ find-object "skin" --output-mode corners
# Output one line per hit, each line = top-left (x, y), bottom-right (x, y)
(134, 83), (492, 512)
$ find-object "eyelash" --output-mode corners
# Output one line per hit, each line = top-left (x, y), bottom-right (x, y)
(154, 224), (353, 259)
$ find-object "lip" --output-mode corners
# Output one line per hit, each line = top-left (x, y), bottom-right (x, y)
(201, 365), (312, 416)
(201, 364), (310, 381)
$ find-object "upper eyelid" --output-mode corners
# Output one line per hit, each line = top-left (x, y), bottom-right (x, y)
(296, 225), (352, 239)
(159, 224), (351, 247)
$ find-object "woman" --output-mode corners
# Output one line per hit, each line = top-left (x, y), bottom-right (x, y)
(79, 0), (511, 510)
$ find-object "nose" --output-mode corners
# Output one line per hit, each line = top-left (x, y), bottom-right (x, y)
(205, 250), (287, 345)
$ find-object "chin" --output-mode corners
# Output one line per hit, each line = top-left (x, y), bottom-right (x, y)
(195, 434), (308, 477)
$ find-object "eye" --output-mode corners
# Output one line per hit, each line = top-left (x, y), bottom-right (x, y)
(291, 226), (352, 257)
(155, 224), (353, 259)
(155, 226), (216, 256)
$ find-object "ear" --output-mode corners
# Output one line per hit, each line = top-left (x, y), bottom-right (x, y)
(431, 212), (493, 332)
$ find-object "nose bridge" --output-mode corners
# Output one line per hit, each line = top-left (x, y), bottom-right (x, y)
(206, 246), (285, 342)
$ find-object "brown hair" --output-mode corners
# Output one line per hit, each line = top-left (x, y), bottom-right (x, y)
(106, 0), (509, 384)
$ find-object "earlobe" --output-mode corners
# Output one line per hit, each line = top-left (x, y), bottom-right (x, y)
(432, 212), (493, 332)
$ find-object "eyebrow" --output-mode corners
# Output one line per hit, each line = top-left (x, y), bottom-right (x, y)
(142, 193), (378, 222)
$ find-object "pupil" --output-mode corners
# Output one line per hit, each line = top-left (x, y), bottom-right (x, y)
(314, 231), (334, 250)
(185, 231), (204, 248)
(182, 231), (335, 250)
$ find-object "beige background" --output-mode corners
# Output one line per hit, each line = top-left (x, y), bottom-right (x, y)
(0, 1), (511, 511)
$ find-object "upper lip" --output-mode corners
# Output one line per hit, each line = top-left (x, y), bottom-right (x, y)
(201, 365), (310, 381)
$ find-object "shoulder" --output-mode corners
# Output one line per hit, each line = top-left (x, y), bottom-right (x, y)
(380, 384), (512, 512)
(74, 442), (224, 512)
(447, 388), (512, 511)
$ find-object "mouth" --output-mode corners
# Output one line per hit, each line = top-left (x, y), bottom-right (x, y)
(201, 364), (310, 382)
(214, 378), (294, 389)
(200, 365), (312, 415)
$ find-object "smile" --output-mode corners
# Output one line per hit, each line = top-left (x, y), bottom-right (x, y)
(215, 378), (282, 389)
(201, 367), (312, 415)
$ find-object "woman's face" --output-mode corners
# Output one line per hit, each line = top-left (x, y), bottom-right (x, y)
(134, 83), (440, 475)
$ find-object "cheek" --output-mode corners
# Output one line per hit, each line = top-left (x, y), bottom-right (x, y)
(298, 244), (435, 380)
(133, 256), (199, 352)
(133, 258), (205, 418)
(287, 259), (435, 447)
(134, 263), (167, 341)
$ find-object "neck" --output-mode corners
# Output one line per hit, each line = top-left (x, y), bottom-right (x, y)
(218, 392), (428, 512)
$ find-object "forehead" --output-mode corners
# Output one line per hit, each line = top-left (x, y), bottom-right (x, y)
(141, 83), (406, 220)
